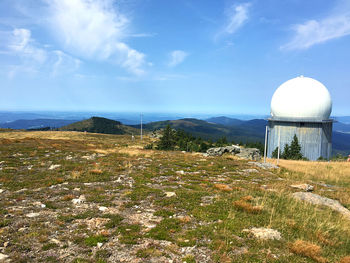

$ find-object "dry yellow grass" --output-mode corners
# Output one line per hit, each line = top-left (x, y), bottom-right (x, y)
(233, 199), (263, 214)
(267, 158), (350, 184)
(0, 131), (89, 140)
(289, 240), (327, 263)
(117, 148), (154, 157)
(214, 184), (233, 192)
(339, 256), (350, 263)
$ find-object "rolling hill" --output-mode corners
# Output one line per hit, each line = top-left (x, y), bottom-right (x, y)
(59, 117), (138, 135)
(135, 118), (265, 143)
(206, 116), (244, 126)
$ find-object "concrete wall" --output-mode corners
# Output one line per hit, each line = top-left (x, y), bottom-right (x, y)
(267, 120), (332, 160)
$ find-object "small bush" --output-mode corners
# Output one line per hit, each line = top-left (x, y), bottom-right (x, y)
(214, 184), (233, 192)
(144, 143), (154, 150)
(339, 256), (350, 263)
(233, 200), (262, 214)
(289, 240), (327, 263)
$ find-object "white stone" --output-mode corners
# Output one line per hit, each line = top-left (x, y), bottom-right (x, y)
(290, 184), (314, 192)
(243, 227), (282, 240)
(48, 164), (61, 170)
(50, 238), (61, 245)
(0, 253), (9, 261)
(99, 206), (108, 212)
(97, 242), (103, 248)
(165, 192), (176, 197)
(0, 189), (4, 194)
(26, 212), (40, 218)
(72, 199), (81, 205)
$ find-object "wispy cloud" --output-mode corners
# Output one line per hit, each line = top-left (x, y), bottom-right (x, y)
(2, 28), (80, 78)
(52, 50), (81, 77)
(281, 4), (350, 50)
(216, 2), (251, 40)
(225, 3), (251, 34)
(9, 28), (47, 64)
(48, 0), (146, 75)
(129, 33), (156, 38)
(168, 50), (188, 67)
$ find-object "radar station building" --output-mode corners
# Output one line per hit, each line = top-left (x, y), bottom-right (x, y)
(267, 76), (333, 160)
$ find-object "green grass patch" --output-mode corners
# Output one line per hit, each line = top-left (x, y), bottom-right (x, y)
(84, 235), (108, 247)
(148, 218), (182, 241)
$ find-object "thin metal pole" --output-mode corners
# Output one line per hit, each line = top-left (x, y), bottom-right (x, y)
(140, 114), (143, 140)
(277, 126), (281, 165)
(264, 126), (268, 163)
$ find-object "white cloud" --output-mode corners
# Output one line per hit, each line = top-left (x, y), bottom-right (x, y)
(52, 50), (81, 77)
(282, 6), (350, 50)
(48, 0), (146, 75)
(2, 28), (80, 78)
(9, 28), (47, 64)
(224, 3), (251, 34)
(168, 50), (188, 67)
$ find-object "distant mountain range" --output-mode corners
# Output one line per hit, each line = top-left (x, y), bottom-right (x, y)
(0, 119), (78, 130)
(1, 113), (349, 155)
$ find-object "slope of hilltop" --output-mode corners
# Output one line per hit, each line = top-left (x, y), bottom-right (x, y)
(0, 130), (349, 262)
(59, 116), (138, 135)
(206, 116), (244, 126)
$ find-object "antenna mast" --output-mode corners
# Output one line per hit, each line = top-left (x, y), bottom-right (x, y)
(140, 113), (143, 140)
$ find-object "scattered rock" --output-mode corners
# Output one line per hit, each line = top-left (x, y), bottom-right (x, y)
(206, 145), (241, 156)
(230, 246), (248, 256)
(236, 148), (261, 161)
(50, 238), (61, 245)
(243, 227), (282, 240)
(48, 164), (61, 170)
(206, 146), (261, 160)
(200, 196), (215, 206)
(97, 242), (103, 248)
(290, 184), (314, 192)
(0, 189), (4, 194)
(26, 212), (40, 218)
(81, 154), (97, 160)
(72, 195), (86, 205)
(0, 253), (9, 262)
(292, 192), (350, 219)
(165, 192), (176, 197)
(242, 169), (259, 174)
(76, 218), (110, 230)
(248, 162), (279, 169)
(99, 206), (108, 212)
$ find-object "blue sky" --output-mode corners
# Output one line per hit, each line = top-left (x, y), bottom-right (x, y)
(0, 0), (350, 115)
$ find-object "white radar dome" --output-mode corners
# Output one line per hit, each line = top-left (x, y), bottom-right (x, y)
(271, 76), (332, 120)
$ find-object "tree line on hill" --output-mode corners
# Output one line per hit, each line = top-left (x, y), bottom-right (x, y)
(145, 124), (265, 153)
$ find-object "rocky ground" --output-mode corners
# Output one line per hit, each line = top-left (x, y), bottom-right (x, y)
(0, 131), (349, 263)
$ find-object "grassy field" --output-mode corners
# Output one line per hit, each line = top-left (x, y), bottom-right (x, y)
(0, 130), (349, 262)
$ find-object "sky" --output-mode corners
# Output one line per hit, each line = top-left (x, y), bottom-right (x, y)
(0, 0), (350, 116)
